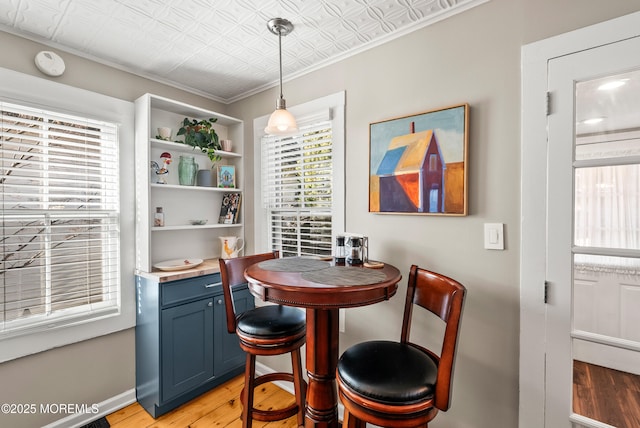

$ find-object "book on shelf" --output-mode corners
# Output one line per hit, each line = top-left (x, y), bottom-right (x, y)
(218, 192), (241, 224)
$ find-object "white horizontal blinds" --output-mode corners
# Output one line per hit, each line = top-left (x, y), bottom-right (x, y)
(262, 123), (333, 257)
(0, 101), (119, 334)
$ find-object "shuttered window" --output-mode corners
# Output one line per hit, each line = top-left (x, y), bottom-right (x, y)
(262, 123), (334, 257)
(1, 101), (120, 337)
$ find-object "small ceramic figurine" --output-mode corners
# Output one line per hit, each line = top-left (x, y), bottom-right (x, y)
(151, 152), (172, 184)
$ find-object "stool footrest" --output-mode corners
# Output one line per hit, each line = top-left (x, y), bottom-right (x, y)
(241, 372), (307, 422)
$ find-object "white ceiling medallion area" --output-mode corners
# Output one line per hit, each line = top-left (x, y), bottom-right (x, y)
(0, 0), (489, 103)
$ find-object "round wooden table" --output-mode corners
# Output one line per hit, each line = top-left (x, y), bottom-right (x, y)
(244, 257), (402, 428)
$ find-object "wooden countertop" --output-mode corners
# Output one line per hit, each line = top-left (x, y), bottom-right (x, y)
(136, 258), (221, 283)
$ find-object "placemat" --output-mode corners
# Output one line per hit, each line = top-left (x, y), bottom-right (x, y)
(257, 257), (330, 272)
(301, 266), (386, 285)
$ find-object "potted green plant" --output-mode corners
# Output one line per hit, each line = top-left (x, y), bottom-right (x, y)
(176, 117), (221, 163)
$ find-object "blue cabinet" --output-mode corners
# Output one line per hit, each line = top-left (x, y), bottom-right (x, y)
(136, 272), (253, 418)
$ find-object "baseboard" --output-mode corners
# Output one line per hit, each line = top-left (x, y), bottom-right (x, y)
(574, 339), (640, 375)
(42, 388), (136, 428)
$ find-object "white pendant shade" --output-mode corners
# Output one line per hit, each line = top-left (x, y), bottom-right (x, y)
(264, 106), (299, 135)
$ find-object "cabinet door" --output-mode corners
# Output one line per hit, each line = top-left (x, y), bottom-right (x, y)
(161, 298), (214, 402)
(213, 287), (255, 376)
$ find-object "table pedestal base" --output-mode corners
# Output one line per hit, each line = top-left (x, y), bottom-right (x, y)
(304, 308), (340, 428)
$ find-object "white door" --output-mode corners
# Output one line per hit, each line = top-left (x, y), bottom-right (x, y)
(546, 36), (640, 427)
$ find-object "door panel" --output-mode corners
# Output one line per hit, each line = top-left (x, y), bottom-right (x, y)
(161, 298), (214, 401)
(547, 36), (640, 428)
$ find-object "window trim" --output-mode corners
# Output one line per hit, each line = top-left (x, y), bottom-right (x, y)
(0, 67), (135, 363)
(253, 92), (345, 254)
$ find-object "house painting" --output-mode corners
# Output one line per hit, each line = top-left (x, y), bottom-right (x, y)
(372, 123), (465, 214)
(375, 128), (443, 212)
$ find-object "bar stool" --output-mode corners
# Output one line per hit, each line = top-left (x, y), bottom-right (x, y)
(219, 251), (307, 428)
(337, 265), (466, 428)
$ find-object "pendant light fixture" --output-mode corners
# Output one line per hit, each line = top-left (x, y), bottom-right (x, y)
(264, 18), (298, 136)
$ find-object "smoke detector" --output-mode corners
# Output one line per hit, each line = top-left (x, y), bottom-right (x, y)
(34, 51), (65, 77)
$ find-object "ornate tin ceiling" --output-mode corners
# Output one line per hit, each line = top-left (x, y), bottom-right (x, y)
(0, 0), (487, 102)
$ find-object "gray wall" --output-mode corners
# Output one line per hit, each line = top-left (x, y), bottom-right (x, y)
(228, 1), (640, 427)
(0, 31), (229, 428)
(1, 0), (640, 427)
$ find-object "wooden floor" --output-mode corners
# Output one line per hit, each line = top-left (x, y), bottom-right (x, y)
(106, 375), (299, 428)
(574, 360), (640, 428)
(105, 361), (640, 427)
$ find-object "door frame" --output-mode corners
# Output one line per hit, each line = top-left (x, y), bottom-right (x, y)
(520, 11), (640, 428)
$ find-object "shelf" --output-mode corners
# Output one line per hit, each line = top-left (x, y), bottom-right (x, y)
(152, 223), (243, 231)
(150, 183), (242, 192)
(150, 139), (241, 159)
(149, 95), (242, 127)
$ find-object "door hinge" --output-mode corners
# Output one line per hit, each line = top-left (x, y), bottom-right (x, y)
(544, 281), (549, 304)
(546, 92), (552, 116)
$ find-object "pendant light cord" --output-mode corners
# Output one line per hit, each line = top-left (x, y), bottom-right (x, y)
(278, 28), (284, 101)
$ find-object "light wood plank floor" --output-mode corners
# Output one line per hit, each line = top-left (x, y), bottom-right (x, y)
(107, 361), (640, 427)
(106, 375), (299, 428)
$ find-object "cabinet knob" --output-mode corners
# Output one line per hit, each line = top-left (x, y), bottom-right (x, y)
(217, 299), (223, 305)
(207, 301), (213, 307)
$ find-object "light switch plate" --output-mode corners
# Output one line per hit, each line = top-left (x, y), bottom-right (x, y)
(484, 223), (504, 250)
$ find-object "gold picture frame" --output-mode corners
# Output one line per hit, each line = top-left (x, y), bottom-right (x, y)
(369, 103), (469, 216)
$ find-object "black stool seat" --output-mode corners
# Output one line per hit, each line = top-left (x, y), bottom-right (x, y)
(338, 340), (437, 404)
(237, 305), (305, 338)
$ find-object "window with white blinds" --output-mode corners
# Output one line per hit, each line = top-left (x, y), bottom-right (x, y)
(1, 101), (120, 337)
(261, 123), (334, 257)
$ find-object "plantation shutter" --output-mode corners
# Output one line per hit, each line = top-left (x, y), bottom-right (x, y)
(1, 100), (120, 336)
(262, 122), (333, 257)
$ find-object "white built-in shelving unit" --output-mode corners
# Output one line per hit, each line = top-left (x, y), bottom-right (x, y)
(134, 94), (244, 273)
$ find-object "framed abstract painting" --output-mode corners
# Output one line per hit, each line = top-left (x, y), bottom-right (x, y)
(369, 104), (469, 216)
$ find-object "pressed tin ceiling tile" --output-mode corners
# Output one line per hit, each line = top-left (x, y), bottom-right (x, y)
(0, 0), (488, 102)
